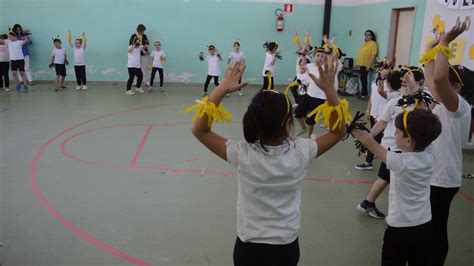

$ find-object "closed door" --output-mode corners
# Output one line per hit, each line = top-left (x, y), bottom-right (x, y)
(394, 9), (415, 66)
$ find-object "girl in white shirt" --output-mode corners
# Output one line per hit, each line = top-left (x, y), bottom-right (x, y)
(126, 37), (144, 95)
(199, 45), (222, 96)
(422, 18), (472, 266)
(149, 40), (166, 92)
(191, 57), (346, 265)
(50, 38), (68, 92)
(227, 41), (246, 96)
(68, 31), (88, 91)
(261, 41), (279, 90)
(0, 32), (29, 92)
(0, 34), (9, 92)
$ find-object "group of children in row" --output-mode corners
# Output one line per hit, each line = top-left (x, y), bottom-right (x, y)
(189, 17), (472, 265)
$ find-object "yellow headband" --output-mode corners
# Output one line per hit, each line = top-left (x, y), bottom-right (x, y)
(449, 65), (464, 87)
(400, 98), (419, 137)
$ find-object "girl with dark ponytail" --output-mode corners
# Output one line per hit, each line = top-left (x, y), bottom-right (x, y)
(191, 56), (346, 265)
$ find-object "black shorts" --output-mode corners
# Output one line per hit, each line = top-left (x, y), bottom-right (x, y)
(294, 94), (325, 125)
(55, 64), (66, 77)
(11, 60), (25, 72)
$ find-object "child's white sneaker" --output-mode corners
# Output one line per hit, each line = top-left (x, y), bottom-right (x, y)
(238, 91), (244, 96)
(201, 91), (207, 97)
(4, 88), (10, 92)
(82, 85), (88, 91)
(135, 88), (145, 94)
(126, 90), (135, 95)
(76, 86), (82, 90)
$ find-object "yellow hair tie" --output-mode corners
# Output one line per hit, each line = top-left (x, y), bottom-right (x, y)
(307, 99), (352, 130)
(184, 96), (233, 127)
(419, 45), (452, 63)
(292, 36), (301, 44)
(400, 98), (419, 137)
(266, 72), (273, 90)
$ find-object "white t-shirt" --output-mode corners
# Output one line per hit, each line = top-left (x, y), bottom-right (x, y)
(296, 71), (310, 96)
(378, 96), (408, 150)
(127, 46), (142, 68)
(305, 64), (339, 99)
(52, 48), (66, 64)
(370, 81), (388, 118)
(5, 40), (24, 60)
(73, 47), (85, 66)
(431, 95), (471, 188)
(0, 44), (9, 62)
(228, 51), (246, 67)
(386, 150), (434, 227)
(226, 138), (318, 244)
(206, 54), (221, 76)
(262, 52), (276, 76)
(151, 50), (166, 68)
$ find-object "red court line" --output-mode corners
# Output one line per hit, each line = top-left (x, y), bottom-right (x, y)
(458, 191), (474, 202)
(30, 105), (178, 266)
(130, 125), (153, 167)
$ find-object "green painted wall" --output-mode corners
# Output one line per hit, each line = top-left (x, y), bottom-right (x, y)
(0, 0), (427, 84)
(331, 0), (427, 66)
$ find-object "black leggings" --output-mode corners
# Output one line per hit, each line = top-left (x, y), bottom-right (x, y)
(74, 65), (87, 86)
(127, 67), (143, 91)
(366, 116), (383, 163)
(0, 61), (9, 88)
(430, 186), (459, 266)
(262, 75), (274, 90)
(150, 67), (163, 87)
(233, 237), (300, 266)
(359, 66), (369, 96)
(204, 75), (219, 92)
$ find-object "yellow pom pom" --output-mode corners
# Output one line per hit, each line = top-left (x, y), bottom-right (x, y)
(292, 36), (301, 44)
(184, 97), (233, 127)
(307, 99), (352, 130)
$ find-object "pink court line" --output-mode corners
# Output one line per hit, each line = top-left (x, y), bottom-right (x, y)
(130, 125), (153, 167)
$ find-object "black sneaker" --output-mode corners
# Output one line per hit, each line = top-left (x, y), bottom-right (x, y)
(355, 162), (373, 170)
(357, 203), (385, 219)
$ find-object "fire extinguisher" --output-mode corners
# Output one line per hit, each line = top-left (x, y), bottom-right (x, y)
(275, 8), (284, 32)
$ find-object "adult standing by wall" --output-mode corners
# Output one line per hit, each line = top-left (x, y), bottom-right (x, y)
(12, 24), (33, 85)
(129, 24), (150, 86)
(355, 30), (377, 100)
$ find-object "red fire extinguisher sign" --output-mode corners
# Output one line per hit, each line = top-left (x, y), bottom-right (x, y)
(284, 4), (293, 14)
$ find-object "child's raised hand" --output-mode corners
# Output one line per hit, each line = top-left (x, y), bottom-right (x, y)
(426, 33), (441, 51)
(401, 71), (418, 94)
(440, 16), (470, 45)
(221, 60), (248, 93)
(309, 54), (338, 92)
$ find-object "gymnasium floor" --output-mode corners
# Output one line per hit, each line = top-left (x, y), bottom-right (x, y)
(0, 82), (472, 266)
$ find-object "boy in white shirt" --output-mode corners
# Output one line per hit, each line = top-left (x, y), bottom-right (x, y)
(352, 109), (442, 266)
(68, 31), (88, 91)
(199, 45), (222, 96)
(0, 34), (9, 92)
(357, 67), (424, 219)
(50, 38), (68, 92)
(149, 40), (166, 92)
(228, 41), (246, 96)
(0, 32), (30, 92)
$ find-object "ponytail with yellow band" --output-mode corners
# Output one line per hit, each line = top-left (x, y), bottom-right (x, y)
(449, 65), (464, 87)
(307, 99), (352, 130)
(185, 96), (233, 127)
